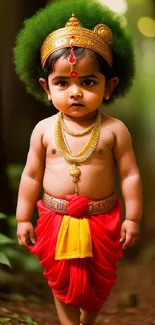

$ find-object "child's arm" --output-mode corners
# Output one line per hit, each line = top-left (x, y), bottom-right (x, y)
(113, 121), (142, 250)
(16, 122), (45, 247)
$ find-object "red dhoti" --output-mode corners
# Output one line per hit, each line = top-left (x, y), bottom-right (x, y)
(28, 193), (122, 312)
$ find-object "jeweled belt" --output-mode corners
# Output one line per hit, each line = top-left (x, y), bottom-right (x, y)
(43, 191), (117, 216)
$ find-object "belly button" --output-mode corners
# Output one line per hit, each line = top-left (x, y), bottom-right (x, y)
(52, 149), (56, 154)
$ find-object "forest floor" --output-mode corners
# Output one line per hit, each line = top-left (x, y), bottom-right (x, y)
(0, 260), (155, 325)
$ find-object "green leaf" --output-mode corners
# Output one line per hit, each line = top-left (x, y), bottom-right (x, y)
(7, 164), (24, 190)
(24, 316), (38, 324)
(7, 215), (17, 227)
(0, 252), (12, 268)
(0, 318), (11, 323)
(0, 234), (14, 245)
(0, 213), (7, 219)
(7, 164), (23, 178)
(9, 293), (25, 301)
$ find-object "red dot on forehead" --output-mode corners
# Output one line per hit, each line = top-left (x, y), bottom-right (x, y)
(71, 36), (75, 39)
(71, 71), (77, 78)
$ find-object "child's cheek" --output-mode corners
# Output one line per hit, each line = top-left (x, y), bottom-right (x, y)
(52, 93), (64, 109)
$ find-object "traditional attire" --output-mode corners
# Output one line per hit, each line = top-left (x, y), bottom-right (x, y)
(28, 193), (122, 312)
(14, 0), (134, 312)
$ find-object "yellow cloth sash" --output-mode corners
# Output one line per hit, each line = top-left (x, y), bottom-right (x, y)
(55, 215), (93, 260)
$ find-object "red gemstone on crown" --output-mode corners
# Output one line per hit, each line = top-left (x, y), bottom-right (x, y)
(71, 71), (77, 78)
(69, 52), (76, 64)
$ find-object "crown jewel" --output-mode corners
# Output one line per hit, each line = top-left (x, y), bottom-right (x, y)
(66, 13), (80, 27)
(41, 14), (113, 68)
(94, 24), (113, 44)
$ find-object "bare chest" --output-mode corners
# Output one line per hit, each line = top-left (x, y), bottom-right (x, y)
(43, 127), (115, 161)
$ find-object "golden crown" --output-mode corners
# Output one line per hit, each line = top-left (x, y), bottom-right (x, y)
(40, 14), (113, 68)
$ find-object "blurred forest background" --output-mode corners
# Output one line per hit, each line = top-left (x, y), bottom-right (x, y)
(0, 0), (155, 324)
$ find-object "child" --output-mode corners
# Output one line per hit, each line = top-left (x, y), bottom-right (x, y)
(14, 1), (142, 324)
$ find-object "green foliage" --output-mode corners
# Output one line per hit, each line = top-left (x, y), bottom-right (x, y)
(7, 164), (23, 192)
(0, 210), (40, 272)
(0, 232), (14, 268)
(0, 234), (14, 245)
(3, 245), (41, 271)
(0, 313), (37, 324)
(14, 0), (135, 106)
(0, 213), (15, 268)
(0, 318), (11, 323)
(0, 213), (13, 268)
(0, 213), (7, 220)
(0, 233), (40, 271)
(0, 252), (12, 268)
(24, 316), (38, 324)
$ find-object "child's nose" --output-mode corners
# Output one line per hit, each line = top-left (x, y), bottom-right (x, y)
(69, 92), (82, 99)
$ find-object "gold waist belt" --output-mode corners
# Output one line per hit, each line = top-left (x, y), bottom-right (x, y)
(42, 192), (117, 260)
(43, 192), (117, 216)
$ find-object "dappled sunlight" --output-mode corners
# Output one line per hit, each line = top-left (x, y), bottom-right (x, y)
(98, 0), (128, 14)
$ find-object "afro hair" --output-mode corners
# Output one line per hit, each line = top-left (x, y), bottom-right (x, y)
(14, 0), (135, 106)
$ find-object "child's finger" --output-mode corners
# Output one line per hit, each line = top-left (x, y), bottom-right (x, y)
(19, 235), (30, 247)
(17, 236), (22, 246)
(29, 228), (37, 245)
(122, 233), (132, 249)
(120, 235), (125, 243)
(120, 228), (126, 243)
(130, 235), (139, 247)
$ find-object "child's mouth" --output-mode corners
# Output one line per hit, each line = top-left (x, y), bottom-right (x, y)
(71, 103), (84, 107)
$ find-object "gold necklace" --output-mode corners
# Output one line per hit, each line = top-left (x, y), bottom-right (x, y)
(54, 111), (101, 194)
(55, 111), (101, 162)
(61, 111), (100, 136)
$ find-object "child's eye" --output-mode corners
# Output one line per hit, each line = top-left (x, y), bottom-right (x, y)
(82, 79), (96, 86)
(56, 80), (68, 87)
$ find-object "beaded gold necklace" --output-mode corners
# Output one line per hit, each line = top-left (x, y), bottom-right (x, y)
(54, 111), (101, 194)
(61, 111), (100, 136)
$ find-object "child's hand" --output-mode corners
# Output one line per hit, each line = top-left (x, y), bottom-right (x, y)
(120, 220), (140, 250)
(16, 221), (37, 247)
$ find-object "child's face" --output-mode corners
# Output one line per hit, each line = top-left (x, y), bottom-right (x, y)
(40, 50), (118, 118)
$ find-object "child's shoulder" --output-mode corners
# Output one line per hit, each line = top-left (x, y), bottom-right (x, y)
(30, 114), (58, 141)
(101, 113), (131, 136)
(32, 114), (57, 132)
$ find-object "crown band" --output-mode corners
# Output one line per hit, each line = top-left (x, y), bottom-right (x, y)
(40, 15), (113, 68)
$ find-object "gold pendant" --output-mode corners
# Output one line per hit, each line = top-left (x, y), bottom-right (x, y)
(69, 163), (81, 183)
(69, 164), (81, 194)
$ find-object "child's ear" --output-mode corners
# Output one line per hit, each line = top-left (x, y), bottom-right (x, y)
(39, 78), (52, 100)
(104, 77), (119, 100)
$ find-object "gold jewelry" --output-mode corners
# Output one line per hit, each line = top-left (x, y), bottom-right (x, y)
(61, 111), (100, 136)
(55, 111), (101, 162)
(54, 111), (101, 194)
(69, 164), (81, 194)
(41, 14), (113, 69)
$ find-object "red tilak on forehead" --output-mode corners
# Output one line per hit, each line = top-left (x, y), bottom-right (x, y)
(68, 36), (77, 78)
(71, 71), (77, 78)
